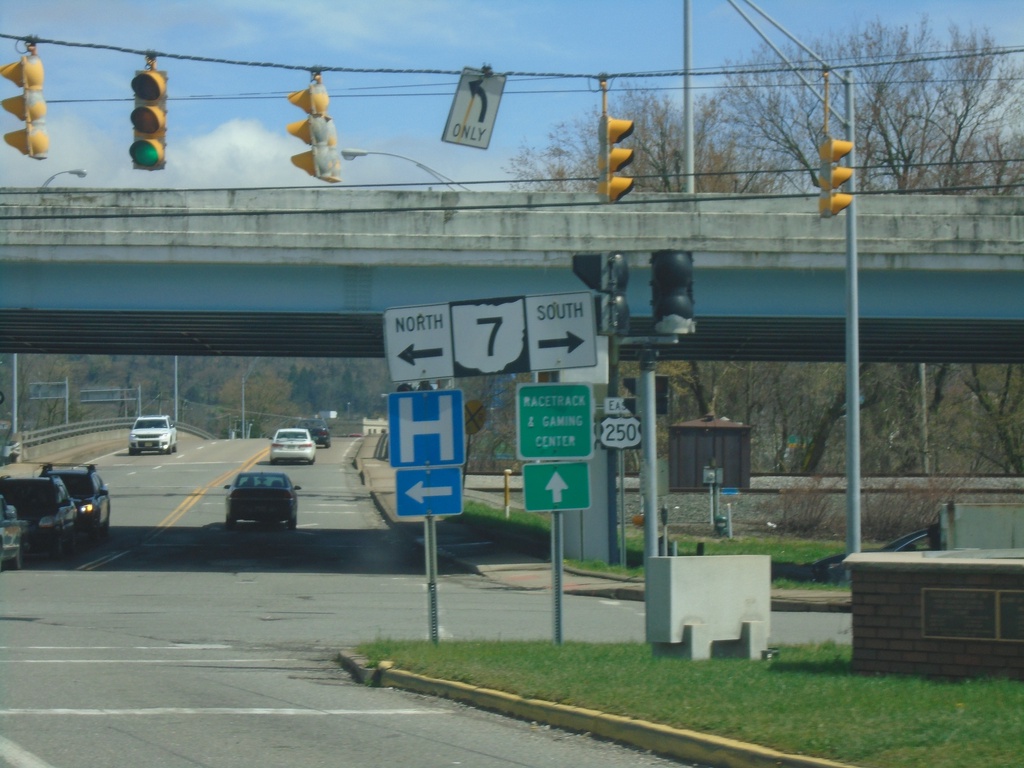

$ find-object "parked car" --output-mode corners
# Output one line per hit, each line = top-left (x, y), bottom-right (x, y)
(39, 463), (111, 539)
(128, 414), (177, 455)
(1, 493), (25, 571)
(0, 475), (77, 559)
(269, 428), (316, 465)
(297, 418), (331, 448)
(811, 525), (940, 583)
(224, 472), (301, 530)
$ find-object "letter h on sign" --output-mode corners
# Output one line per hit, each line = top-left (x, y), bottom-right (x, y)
(388, 390), (466, 468)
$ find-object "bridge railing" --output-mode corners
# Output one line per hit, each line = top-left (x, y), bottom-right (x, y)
(7, 418), (217, 463)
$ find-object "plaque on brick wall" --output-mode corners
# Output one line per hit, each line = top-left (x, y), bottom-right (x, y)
(1000, 591), (1024, 642)
(922, 589), (996, 640)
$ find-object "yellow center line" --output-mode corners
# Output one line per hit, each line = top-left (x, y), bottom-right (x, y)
(79, 449), (271, 570)
(150, 448), (269, 534)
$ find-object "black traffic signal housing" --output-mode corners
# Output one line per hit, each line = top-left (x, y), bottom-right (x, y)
(622, 375), (669, 416)
(650, 250), (695, 335)
(572, 252), (629, 335)
(2, 41), (47, 159)
(130, 58), (167, 170)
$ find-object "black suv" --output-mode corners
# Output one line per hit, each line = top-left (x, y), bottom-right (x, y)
(39, 463), (111, 539)
(0, 475), (77, 558)
(297, 419), (331, 448)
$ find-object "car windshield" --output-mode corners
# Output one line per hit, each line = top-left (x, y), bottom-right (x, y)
(235, 473), (289, 488)
(276, 431), (307, 441)
(52, 474), (94, 495)
(0, 482), (48, 507)
(135, 419), (167, 429)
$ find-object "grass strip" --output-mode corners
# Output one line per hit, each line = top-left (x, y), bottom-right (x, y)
(357, 640), (1024, 768)
(458, 501), (848, 579)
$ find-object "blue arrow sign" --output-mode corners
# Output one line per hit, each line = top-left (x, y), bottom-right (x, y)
(395, 467), (463, 517)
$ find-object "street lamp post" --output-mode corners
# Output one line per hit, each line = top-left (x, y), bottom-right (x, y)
(241, 360), (257, 439)
(340, 149), (469, 191)
(40, 169), (87, 188)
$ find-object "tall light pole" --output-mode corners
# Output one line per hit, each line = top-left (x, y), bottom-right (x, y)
(40, 168), (87, 188)
(241, 360), (257, 439)
(340, 149), (469, 191)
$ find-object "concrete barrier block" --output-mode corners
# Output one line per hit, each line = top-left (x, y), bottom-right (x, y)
(646, 555), (771, 659)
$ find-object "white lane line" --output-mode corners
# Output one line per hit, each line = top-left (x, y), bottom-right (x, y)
(0, 735), (58, 768)
(0, 658), (299, 664)
(0, 645), (231, 650)
(0, 708), (448, 716)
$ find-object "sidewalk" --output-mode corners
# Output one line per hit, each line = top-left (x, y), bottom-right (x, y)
(354, 444), (851, 614)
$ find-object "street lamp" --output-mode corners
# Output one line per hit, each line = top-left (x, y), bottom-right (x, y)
(40, 169), (87, 188)
(241, 360), (257, 439)
(340, 148), (469, 191)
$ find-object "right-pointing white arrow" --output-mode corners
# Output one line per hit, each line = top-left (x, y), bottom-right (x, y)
(545, 471), (569, 504)
(406, 481), (455, 505)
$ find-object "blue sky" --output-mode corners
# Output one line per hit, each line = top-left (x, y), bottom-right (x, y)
(2, 0), (1022, 190)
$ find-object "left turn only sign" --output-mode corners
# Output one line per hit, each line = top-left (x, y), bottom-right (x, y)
(443, 68), (506, 150)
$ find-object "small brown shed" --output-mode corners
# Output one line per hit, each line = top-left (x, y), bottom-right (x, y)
(668, 414), (752, 490)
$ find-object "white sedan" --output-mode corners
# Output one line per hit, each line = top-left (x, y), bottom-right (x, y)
(268, 428), (316, 465)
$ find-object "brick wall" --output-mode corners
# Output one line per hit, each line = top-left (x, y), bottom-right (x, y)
(848, 553), (1024, 681)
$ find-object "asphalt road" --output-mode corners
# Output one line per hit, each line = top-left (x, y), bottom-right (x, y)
(0, 435), (699, 768)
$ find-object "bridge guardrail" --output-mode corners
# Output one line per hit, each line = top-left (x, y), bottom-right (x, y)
(9, 418), (217, 463)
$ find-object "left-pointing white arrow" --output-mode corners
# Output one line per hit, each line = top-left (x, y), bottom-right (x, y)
(406, 481), (455, 504)
(545, 471), (569, 504)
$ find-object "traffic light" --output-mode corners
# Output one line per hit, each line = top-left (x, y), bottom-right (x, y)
(2, 41), (47, 159)
(572, 252), (630, 334)
(650, 250), (695, 335)
(598, 115), (634, 202)
(130, 58), (167, 170)
(818, 136), (853, 217)
(287, 73), (342, 183)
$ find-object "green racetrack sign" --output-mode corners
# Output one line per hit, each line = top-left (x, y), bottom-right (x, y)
(516, 383), (593, 460)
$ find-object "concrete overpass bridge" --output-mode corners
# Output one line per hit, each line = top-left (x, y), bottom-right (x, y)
(1, 188), (1022, 363)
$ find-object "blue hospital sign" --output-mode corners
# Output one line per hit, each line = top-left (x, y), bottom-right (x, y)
(387, 389), (466, 468)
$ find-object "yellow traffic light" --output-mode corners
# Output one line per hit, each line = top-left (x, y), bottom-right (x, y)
(287, 73), (341, 183)
(598, 115), (634, 202)
(2, 41), (48, 159)
(818, 137), (853, 217)
(130, 59), (167, 170)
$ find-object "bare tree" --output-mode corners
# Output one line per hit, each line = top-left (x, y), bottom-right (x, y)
(718, 18), (1024, 194)
(505, 86), (782, 194)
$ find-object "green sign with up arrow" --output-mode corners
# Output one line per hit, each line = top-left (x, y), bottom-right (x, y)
(523, 462), (590, 511)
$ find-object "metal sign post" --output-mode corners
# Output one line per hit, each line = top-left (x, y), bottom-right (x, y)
(424, 511), (439, 644)
(552, 509), (564, 646)
(387, 389), (466, 644)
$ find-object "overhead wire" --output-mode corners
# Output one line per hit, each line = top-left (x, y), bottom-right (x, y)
(2, 31), (1022, 82)
(1, 32), (1021, 196)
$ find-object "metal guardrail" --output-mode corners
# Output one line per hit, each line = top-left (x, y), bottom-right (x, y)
(16, 418), (218, 451)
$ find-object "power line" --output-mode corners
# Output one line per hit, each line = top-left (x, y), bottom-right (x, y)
(3, 32), (1022, 82)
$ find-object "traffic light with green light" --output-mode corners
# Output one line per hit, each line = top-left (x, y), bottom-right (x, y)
(650, 250), (695, 335)
(130, 59), (167, 170)
(818, 136), (853, 217)
(287, 73), (342, 183)
(2, 41), (48, 159)
(598, 115), (634, 202)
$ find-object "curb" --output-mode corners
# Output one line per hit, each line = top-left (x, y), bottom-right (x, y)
(339, 653), (860, 768)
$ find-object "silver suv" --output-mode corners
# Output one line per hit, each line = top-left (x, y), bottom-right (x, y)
(128, 415), (178, 455)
